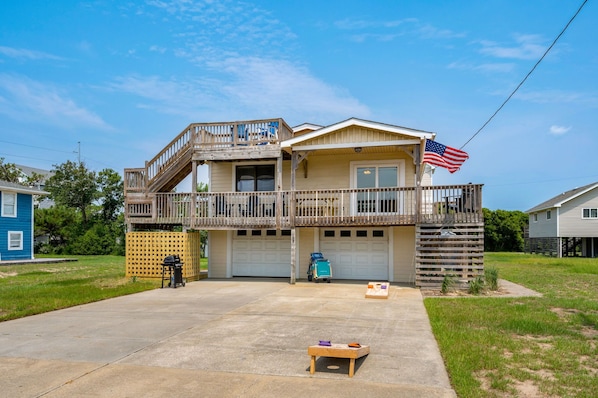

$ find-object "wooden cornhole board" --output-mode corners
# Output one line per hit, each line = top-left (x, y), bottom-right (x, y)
(365, 281), (389, 299)
(308, 344), (370, 377)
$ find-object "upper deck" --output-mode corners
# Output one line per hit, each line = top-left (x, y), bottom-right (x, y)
(125, 184), (483, 230)
(124, 118), (293, 193)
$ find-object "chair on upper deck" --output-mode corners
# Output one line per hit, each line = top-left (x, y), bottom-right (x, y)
(242, 195), (260, 217)
(236, 124), (248, 145)
(215, 195), (231, 216)
(455, 186), (474, 212)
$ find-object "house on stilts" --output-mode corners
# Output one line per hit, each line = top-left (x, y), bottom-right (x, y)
(124, 117), (484, 288)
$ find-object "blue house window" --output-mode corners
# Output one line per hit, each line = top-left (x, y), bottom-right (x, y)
(8, 231), (23, 250)
(2, 192), (17, 217)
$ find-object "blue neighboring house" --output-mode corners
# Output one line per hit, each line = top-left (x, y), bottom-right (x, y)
(0, 180), (48, 261)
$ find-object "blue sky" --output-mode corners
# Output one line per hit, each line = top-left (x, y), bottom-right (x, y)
(0, 0), (596, 211)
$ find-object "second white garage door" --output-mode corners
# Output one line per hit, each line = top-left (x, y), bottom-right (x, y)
(320, 228), (389, 280)
(232, 230), (291, 277)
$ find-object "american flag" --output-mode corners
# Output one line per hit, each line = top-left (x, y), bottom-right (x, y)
(422, 139), (469, 173)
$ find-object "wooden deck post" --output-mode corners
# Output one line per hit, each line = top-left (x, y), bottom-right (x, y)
(290, 152), (298, 284)
(415, 143), (422, 223)
(191, 160), (197, 228)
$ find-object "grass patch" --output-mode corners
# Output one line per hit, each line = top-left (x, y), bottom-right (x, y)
(0, 255), (161, 321)
(425, 252), (598, 397)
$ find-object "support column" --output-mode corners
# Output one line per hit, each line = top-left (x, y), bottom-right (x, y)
(191, 160), (197, 228)
(276, 153), (283, 230)
(290, 151), (298, 284)
(414, 143), (422, 223)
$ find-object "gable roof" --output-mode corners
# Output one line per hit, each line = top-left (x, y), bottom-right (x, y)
(292, 123), (323, 133)
(282, 117), (435, 148)
(526, 181), (598, 213)
(0, 180), (49, 195)
(15, 164), (53, 180)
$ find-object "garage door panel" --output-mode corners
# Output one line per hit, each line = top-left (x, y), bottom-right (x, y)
(233, 232), (291, 277)
(354, 242), (370, 251)
(321, 228), (388, 280)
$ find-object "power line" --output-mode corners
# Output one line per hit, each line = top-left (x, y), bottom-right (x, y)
(0, 139), (74, 154)
(461, 0), (589, 150)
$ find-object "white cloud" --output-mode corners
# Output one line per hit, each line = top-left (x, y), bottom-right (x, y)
(334, 18), (464, 42)
(0, 74), (110, 130)
(478, 34), (547, 60)
(110, 57), (370, 123)
(418, 24), (466, 39)
(513, 89), (589, 104)
(0, 46), (63, 61)
(218, 57), (370, 120)
(334, 18), (417, 30)
(549, 125), (571, 135)
(448, 61), (515, 73)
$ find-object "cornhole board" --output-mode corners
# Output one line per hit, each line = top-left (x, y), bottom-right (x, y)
(365, 282), (389, 299)
(308, 344), (370, 377)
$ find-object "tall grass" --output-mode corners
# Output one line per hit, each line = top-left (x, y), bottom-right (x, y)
(425, 253), (598, 397)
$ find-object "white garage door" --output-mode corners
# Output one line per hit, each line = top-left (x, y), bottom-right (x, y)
(233, 230), (291, 277)
(320, 228), (388, 280)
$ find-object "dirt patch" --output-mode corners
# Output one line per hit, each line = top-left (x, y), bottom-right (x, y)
(550, 307), (598, 338)
(0, 271), (18, 278)
(512, 379), (545, 397)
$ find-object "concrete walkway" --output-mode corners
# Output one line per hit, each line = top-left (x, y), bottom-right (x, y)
(0, 280), (456, 397)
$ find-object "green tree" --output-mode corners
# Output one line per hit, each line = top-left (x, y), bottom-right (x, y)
(45, 161), (97, 223)
(0, 158), (22, 182)
(97, 168), (124, 221)
(484, 208), (528, 252)
(34, 161), (126, 256)
(0, 158), (46, 186)
(34, 206), (79, 253)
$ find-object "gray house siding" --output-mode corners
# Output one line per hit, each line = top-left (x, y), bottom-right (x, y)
(528, 209), (558, 238)
(559, 189), (598, 237)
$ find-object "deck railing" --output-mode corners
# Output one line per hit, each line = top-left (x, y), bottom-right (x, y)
(126, 184), (483, 228)
(123, 118), (293, 192)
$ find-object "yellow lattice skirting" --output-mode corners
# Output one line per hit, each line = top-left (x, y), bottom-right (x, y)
(126, 231), (203, 281)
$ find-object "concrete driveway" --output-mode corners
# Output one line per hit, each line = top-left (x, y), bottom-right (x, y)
(0, 280), (456, 397)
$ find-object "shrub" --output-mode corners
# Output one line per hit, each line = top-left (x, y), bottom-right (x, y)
(485, 267), (499, 291)
(468, 275), (485, 295)
(441, 273), (455, 294)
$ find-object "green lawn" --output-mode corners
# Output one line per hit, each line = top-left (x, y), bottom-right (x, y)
(2, 253), (596, 396)
(0, 255), (160, 322)
(425, 252), (598, 397)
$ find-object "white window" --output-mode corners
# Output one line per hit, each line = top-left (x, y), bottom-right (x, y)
(351, 160), (405, 214)
(8, 231), (23, 250)
(533, 214), (538, 222)
(2, 192), (17, 217)
(546, 210), (552, 220)
(582, 208), (598, 219)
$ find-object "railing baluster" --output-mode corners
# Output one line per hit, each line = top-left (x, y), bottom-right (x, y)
(127, 184), (482, 228)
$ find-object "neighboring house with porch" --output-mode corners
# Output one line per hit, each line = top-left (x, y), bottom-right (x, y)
(124, 117), (484, 288)
(0, 180), (48, 261)
(526, 181), (598, 257)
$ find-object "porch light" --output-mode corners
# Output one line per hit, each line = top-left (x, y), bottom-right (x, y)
(354, 147), (362, 153)
(363, 169), (371, 175)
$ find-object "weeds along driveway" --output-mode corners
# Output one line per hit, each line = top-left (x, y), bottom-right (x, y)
(0, 280), (456, 397)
